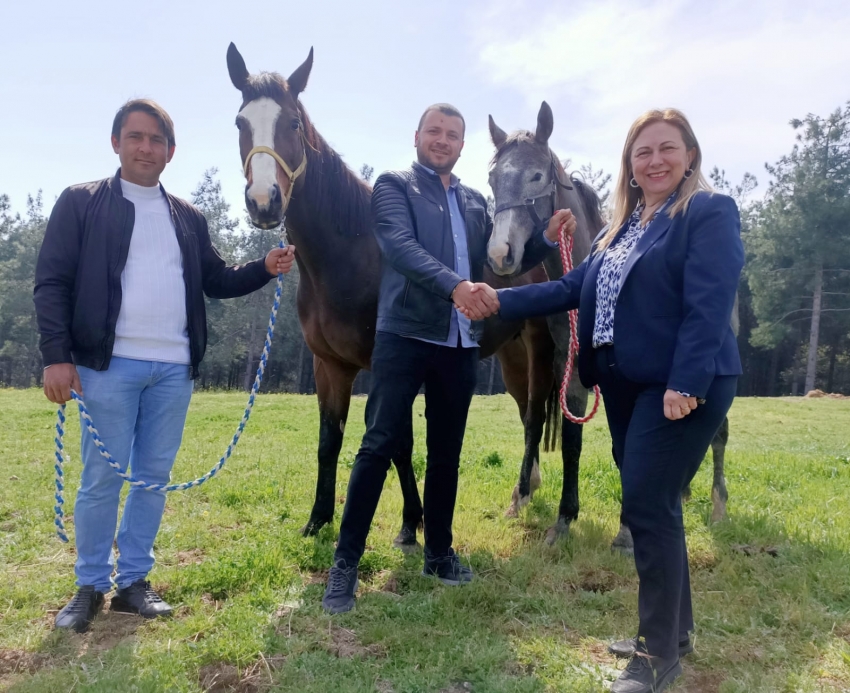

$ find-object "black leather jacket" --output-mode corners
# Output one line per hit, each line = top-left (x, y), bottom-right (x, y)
(371, 164), (551, 343)
(34, 171), (273, 377)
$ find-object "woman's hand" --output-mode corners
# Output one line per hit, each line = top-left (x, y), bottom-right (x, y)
(663, 389), (698, 420)
(545, 209), (576, 244)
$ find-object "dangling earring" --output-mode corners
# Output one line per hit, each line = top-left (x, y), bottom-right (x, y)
(683, 168), (694, 179)
(629, 177), (640, 189)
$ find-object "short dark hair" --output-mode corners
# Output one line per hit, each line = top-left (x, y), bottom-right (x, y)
(111, 99), (176, 148)
(418, 103), (465, 137)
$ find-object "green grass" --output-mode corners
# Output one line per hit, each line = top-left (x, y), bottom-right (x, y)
(1, 389), (849, 692)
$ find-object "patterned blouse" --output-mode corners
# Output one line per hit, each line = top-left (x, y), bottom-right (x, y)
(592, 196), (674, 347)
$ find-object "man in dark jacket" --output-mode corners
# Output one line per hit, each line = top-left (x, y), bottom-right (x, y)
(34, 99), (295, 633)
(322, 103), (552, 614)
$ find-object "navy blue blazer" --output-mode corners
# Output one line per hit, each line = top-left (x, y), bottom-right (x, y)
(498, 191), (744, 399)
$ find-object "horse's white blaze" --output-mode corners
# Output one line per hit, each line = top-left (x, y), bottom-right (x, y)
(488, 208), (524, 272)
(240, 97), (281, 206)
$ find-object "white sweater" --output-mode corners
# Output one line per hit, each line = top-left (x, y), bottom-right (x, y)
(112, 180), (191, 365)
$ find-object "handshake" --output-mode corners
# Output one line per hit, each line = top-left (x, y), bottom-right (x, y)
(452, 281), (500, 320)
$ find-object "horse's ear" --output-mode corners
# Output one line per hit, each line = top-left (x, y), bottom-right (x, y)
(227, 43), (250, 92)
(287, 47), (314, 98)
(535, 101), (554, 145)
(489, 115), (508, 149)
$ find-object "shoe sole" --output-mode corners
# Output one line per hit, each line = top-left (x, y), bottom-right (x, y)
(421, 570), (473, 586)
(109, 596), (172, 619)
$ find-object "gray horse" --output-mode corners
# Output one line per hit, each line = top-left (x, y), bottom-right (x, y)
(487, 102), (730, 549)
(487, 102), (604, 544)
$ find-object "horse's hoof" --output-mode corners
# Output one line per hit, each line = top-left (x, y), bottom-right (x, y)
(504, 505), (519, 519)
(611, 524), (634, 557)
(392, 526), (421, 554)
(710, 488), (727, 523)
(300, 518), (328, 537)
(544, 518), (571, 545)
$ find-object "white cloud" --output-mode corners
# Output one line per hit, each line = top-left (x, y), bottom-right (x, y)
(467, 0), (850, 193)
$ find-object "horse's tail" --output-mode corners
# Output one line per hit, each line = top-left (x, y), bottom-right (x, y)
(543, 379), (562, 453)
(570, 175), (606, 234)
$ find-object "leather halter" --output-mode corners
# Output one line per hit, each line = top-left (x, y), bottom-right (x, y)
(242, 138), (307, 207)
(493, 156), (573, 231)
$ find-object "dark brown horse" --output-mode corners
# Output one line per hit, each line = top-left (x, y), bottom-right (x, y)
(226, 44), (562, 544)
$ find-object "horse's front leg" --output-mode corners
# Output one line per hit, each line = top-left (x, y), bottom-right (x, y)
(546, 369), (587, 545)
(301, 355), (357, 536)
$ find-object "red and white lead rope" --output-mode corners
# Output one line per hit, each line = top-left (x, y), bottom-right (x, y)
(558, 223), (601, 424)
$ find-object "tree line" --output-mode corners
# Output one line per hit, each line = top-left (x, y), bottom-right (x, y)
(1, 103), (849, 396)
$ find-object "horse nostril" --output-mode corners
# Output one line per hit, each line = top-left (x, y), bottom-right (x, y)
(269, 185), (281, 203)
(505, 245), (514, 267)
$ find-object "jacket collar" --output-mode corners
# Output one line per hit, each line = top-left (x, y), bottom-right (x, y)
(618, 207), (674, 291)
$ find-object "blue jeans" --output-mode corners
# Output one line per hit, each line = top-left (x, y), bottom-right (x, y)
(74, 357), (193, 591)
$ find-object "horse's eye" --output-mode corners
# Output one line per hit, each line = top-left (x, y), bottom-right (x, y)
(531, 172), (543, 182)
(291, 119), (300, 131)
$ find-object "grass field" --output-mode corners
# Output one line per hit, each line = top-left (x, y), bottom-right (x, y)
(1, 388), (849, 692)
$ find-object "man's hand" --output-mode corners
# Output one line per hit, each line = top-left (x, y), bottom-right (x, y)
(663, 389), (698, 421)
(265, 246), (296, 276)
(545, 209), (577, 244)
(44, 363), (82, 404)
(453, 281), (499, 320)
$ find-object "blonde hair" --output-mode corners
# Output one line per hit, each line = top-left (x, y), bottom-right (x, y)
(598, 108), (711, 251)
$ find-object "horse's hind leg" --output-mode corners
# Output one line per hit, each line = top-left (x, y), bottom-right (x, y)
(710, 416), (730, 523)
(497, 337), (533, 518)
(301, 356), (357, 536)
(392, 416), (423, 552)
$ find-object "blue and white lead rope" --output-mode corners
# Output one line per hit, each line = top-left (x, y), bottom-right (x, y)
(53, 232), (288, 543)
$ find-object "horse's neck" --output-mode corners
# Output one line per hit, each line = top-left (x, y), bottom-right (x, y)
(284, 142), (376, 279)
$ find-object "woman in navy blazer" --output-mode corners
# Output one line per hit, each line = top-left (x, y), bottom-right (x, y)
(469, 109), (743, 693)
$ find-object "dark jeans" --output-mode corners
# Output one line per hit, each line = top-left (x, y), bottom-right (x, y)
(594, 347), (737, 659)
(334, 331), (479, 566)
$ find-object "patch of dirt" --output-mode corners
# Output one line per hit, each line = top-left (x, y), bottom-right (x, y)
(79, 606), (143, 654)
(570, 567), (628, 594)
(176, 548), (205, 565)
(375, 681), (396, 693)
(327, 625), (386, 659)
(439, 684), (473, 693)
(306, 570), (329, 586)
(381, 576), (400, 594)
(198, 655), (286, 693)
(0, 649), (53, 676)
(199, 663), (242, 691)
(804, 389), (849, 399)
(730, 543), (780, 557)
(675, 668), (724, 693)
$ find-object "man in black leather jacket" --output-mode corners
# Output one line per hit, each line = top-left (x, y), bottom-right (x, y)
(34, 99), (295, 634)
(323, 103), (551, 614)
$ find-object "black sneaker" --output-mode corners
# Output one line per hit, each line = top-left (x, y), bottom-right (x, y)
(609, 636), (693, 659)
(55, 586), (105, 633)
(611, 653), (682, 693)
(111, 580), (172, 618)
(322, 559), (359, 615)
(422, 548), (474, 586)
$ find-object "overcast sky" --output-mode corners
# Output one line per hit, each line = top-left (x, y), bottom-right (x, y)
(2, 0), (848, 223)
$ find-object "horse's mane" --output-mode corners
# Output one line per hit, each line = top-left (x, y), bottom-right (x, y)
(298, 102), (372, 237)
